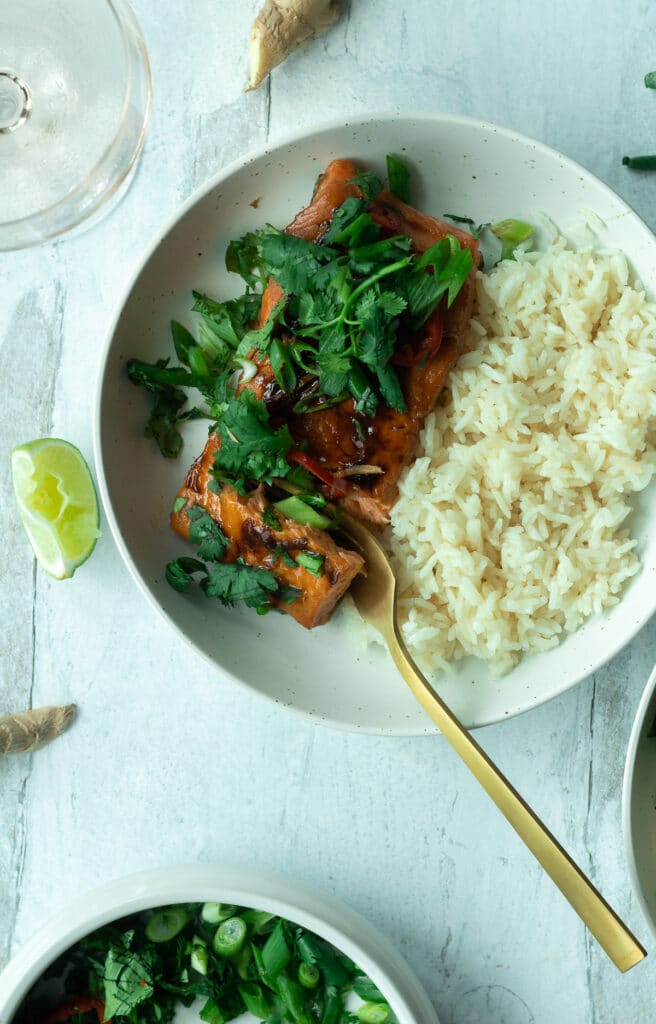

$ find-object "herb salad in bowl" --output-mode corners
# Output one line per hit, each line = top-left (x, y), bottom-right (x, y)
(95, 113), (656, 732)
(0, 864), (439, 1024)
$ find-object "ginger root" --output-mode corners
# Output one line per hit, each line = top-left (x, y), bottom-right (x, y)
(0, 704), (76, 755)
(248, 0), (341, 90)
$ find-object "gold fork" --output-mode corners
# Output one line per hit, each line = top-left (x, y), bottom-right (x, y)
(340, 513), (646, 973)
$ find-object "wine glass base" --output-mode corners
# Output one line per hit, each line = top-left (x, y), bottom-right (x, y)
(0, 71), (32, 133)
(0, 0), (151, 252)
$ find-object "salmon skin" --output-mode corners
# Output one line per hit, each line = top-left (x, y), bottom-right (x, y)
(244, 158), (480, 525)
(171, 433), (364, 629)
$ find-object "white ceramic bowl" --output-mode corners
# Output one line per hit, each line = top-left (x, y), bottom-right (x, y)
(0, 864), (439, 1024)
(95, 112), (656, 734)
(623, 666), (656, 939)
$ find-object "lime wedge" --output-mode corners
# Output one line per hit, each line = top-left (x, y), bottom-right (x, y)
(10, 438), (100, 580)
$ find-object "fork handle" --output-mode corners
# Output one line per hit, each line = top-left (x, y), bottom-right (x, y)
(384, 626), (646, 972)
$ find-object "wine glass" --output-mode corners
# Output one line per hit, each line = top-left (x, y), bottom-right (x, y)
(0, 0), (152, 251)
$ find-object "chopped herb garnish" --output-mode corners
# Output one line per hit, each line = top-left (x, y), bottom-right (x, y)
(165, 556), (206, 592)
(443, 212), (476, 226)
(213, 391), (294, 494)
(274, 495), (333, 530)
(203, 559), (279, 608)
(296, 551), (325, 577)
(386, 153), (411, 202)
(172, 496), (187, 514)
(186, 505), (228, 561)
(16, 903), (389, 1024)
(491, 218), (533, 261)
(261, 505), (283, 530)
(622, 154), (656, 170)
(349, 168), (384, 201)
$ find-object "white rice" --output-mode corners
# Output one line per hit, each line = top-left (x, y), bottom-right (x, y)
(390, 240), (656, 675)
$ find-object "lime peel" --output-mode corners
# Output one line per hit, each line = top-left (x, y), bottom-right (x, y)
(11, 438), (100, 580)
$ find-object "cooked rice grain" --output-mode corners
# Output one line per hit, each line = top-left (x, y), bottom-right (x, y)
(390, 242), (656, 675)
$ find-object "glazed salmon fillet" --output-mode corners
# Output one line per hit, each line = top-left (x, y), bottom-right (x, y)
(244, 158), (480, 525)
(171, 433), (364, 629)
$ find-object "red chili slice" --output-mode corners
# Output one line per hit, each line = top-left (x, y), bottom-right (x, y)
(392, 308), (444, 367)
(288, 450), (348, 498)
(43, 996), (109, 1024)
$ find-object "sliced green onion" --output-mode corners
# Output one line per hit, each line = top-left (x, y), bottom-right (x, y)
(295, 552), (325, 577)
(238, 982), (270, 1019)
(274, 495), (332, 530)
(491, 218), (533, 260)
(213, 916), (248, 957)
(236, 358), (257, 383)
(201, 902), (238, 924)
(188, 346), (210, 377)
(199, 996), (224, 1024)
(144, 906), (188, 942)
(356, 1003), (390, 1023)
(277, 973), (314, 1024)
(231, 942), (253, 980)
(190, 937), (209, 975)
(298, 963), (320, 989)
(262, 919), (292, 980)
(270, 337), (297, 393)
(622, 154), (656, 169)
(645, 71), (656, 88)
(320, 987), (343, 1024)
(171, 320), (195, 364)
(386, 153), (411, 203)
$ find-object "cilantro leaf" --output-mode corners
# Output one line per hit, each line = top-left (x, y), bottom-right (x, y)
(349, 169), (383, 201)
(258, 227), (339, 294)
(165, 557), (206, 592)
(127, 359), (208, 459)
(202, 558), (280, 608)
(186, 506), (229, 561)
(225, 230), (265, 287)
(377, 290), (406, 316)
(213, 391), (293, 493)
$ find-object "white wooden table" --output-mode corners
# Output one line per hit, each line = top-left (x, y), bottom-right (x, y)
(2, 2), (656, 1020)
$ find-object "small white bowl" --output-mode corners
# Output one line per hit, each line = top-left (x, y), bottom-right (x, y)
(0, 863), (439, 1024)
(95, 112), (656, 733)
(623, 666), (656, 939)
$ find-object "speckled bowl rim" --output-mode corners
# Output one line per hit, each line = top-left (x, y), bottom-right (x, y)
(0, 864), (439, 1024)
